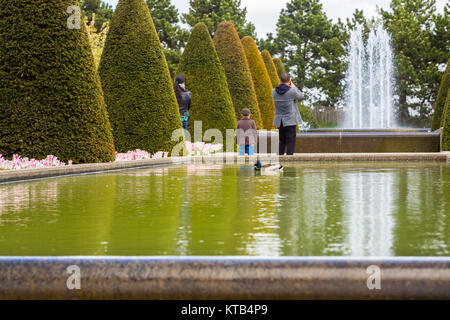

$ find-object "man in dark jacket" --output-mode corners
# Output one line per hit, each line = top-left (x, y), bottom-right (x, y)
(272, 73), (304, 155)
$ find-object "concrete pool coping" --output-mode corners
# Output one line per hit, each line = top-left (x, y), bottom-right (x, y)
(1, 152), (449, 183)
(0, 256), (449, 299)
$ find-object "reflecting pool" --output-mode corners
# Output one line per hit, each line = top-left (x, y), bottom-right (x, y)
(0, 163), (449, 256)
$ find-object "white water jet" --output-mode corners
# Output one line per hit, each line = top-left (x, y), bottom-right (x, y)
(343, 23), (396, 129)
(345, 171), (395, 256)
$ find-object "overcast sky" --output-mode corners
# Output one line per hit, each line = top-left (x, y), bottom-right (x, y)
(104, 0), (447, 38)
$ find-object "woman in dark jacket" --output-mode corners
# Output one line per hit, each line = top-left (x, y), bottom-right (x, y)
(173, 75), (191, 135)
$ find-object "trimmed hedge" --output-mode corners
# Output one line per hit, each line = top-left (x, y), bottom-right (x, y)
(99, 0), (182, 154)
(177, 23), (237, 138)
(298, 103), (319, 129)
(442, 89), (450, 151)
(213, 22), (262, 129)
(273, 57), (286, 78)
(0, 0), (115, 163)
(241, 37), (275, 129)
(261, 50), (280, 88)
(431, 59), (450, 131)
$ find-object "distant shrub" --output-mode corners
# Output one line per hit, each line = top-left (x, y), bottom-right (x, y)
(99, 0), (182, 154)
(431, 59), (450, 131)
(298, 104), (319, 129)
(441, 90), (449, 151)
(242, 36), (275, 129)
(0, 0), (115, 163)
(273, 57), (286, 78)
(213, 21), (262, 129)
(177, 23), (237, 138)
(261, 50), (280, 88)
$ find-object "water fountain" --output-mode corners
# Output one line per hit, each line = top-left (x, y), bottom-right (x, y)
(344, 23), (395, 129)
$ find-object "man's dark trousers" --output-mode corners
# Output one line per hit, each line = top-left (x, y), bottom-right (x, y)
(278, 121), (297, 155)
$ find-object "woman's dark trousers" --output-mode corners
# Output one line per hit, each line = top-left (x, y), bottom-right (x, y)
(278, 122), (297, 155)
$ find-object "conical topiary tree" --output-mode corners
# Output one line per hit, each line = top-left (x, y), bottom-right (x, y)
(442, 90), (450, 151)
(242, 36), (275, 129)
(431, 59), (450, 131)
(213, 21), (262, 129)
(99, 0), (182, 154)
(0, 0), (115, 163)
(261, 50), (280, 88)
(177, 23), (237, 138)
(273, 57), (286, 78)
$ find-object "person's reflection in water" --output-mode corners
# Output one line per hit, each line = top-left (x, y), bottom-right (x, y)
(238, 165), (255, 177)
(174, 167), (191, 256)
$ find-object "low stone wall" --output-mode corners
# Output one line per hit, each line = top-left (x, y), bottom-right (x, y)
(0, 257), (449, 299)
(304, 128), (431, 133)
(0, 157), (175, 184)
(258, 131), (441, 153)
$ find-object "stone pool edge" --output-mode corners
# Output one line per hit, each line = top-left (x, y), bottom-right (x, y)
(1, 152), (449, 184)
(0, 256), (449, 300)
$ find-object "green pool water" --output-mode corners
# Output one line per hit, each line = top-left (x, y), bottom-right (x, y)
(0, 162), (449, 256)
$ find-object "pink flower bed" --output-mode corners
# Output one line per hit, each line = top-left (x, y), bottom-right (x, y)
(114, 149), (169, 162)
(185, 141), (223, 155)
(0, 142), (223, 170)
(0, 154), (68, 170)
